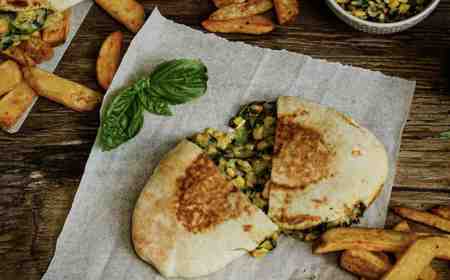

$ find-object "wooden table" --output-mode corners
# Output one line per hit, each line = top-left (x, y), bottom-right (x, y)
(1, 1), (449, 279)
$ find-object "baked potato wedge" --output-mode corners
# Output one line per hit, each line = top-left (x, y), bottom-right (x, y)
(340, 250), (391, 279)
(209, 0), (273, 20)
(3, 36), (54, 66)
(212, 0), (246, 8)
(0, 82), (36, 129)
(382, 237), (450, 280)
(95, 0), (145, 33)
(96, 31), (123, 90)
(273, 0), (299, 25)
(202, 15), (275, 34)
(393, 207), (450, 233)
(393, 221), (438, 280)
(0, 60), (22, 97)
(23, 67), (102, 112)
(431, 206), (450, 220)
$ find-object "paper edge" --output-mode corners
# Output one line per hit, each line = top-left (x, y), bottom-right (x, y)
(43, 7), (418, 279)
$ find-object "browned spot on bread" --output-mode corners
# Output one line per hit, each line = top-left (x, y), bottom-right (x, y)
(273, 213), (321, 225)
(272, 115), (333, 188)
(352, 148), (362, 156)
(4, 0), (44, 8)
(312, 197), (329, 209)
(176, 154), (247, 233)
(337, 111), (361, 129)
(243, 224), (252, 232)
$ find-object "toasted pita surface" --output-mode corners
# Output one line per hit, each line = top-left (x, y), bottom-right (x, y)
(268, 96), (388, 230)
(0, 0), (49, 11)
(132, 140), (278, 278)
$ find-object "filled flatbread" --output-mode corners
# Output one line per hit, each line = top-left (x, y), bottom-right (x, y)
(0, 0), (78, 52)
(132, 140), (278, 278)
(268, 96), (389, 230)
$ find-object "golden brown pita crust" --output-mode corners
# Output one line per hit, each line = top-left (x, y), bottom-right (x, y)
(268, 96), (388, 230)
(132, 140), (278, 278)
(0, 0), (49, 11)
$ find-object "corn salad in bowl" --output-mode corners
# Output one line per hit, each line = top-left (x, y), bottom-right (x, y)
(326, 0), (440, 34)
(337, 0), (431, 23)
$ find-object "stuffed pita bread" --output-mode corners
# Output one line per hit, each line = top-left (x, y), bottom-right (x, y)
(132, 140), (278, 278)
(0, 0), (80, 60)
(268, 96), (389, 230)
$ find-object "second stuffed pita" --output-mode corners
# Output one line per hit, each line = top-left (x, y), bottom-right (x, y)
(268, 96), (388, 230)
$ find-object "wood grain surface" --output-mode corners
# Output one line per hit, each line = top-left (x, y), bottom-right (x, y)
(0, 0), (449, 279)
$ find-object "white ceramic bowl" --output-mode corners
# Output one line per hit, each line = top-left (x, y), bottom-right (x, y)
(325, 0), (441, 34)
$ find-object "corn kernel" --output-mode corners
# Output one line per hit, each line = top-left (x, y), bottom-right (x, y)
(352, 9), (367, 18)
(398, 3), (410, 13)
(388, 0), (400, 9)
(231, 176), (246, 189)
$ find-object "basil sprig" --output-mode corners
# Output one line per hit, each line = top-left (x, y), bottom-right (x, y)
(100, 59), (208, 151)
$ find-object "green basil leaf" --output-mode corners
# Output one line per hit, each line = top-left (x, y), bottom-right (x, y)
(138, 90), (172, 116)
(99, 58), (208, 151)
(126, 99), (144, 138)
(148, 59), (208, 105)
(100, 89), (143, 151)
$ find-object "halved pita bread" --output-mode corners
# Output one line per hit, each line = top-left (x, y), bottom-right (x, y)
(268, 96), (388, 230)
(0, 0), (81, 11)
(0, 0), (49, 11)
(132, 140), (278, 278)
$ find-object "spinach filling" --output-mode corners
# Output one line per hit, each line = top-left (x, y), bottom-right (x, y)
(191, 101), (276, 213)
(0, 8), (49, 51)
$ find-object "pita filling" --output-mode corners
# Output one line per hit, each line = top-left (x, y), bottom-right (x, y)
(0, 5), (61, 50)
(191, 99), (367, 250)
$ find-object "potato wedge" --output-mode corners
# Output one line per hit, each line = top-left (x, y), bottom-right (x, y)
(431, 206), (450, 220)
(393, 207), (450, 233)
(273, 0), (299, 25)
(212, 0), (246, 8)
(23, 67), (102, 112)
(313, 228), (420, 254)
(202, 15), (275, 35)
(2, 45), (37, 66)
(393, 220), (411, 232)
(0, 60), (22, 97)
(393, 221), (438, 280)
(3, 36), (54, 66)
(42, 9), (71, 46)
(382, 237), (450, 280)
(97, 31), (123, 90)
(209, 0), (274, 20)
(314, 228), (450, 260)
(95, 0), (145, 33)
(340, 250), (391, 279)
(0, 82), (36, 129)
(21, 36), (54, 65)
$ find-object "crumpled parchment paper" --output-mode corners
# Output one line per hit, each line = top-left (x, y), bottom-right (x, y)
(42, 8), (415, 280)
(4, 0), (93, 133)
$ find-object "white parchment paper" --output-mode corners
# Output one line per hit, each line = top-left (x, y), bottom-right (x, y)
(43, 8), (415, 280)
(4, 0), (93, 134)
